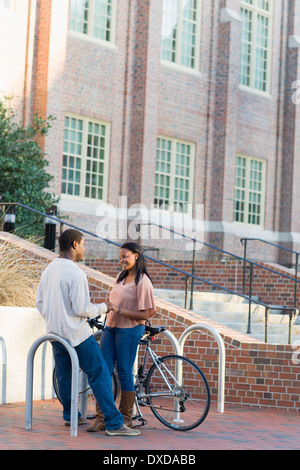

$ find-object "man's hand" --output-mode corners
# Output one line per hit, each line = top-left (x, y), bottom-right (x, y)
(105, 300), (113, 311)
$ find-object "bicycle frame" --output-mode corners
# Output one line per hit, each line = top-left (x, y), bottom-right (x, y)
(132, 335), (184, 426)
(137, 345), (180, 397)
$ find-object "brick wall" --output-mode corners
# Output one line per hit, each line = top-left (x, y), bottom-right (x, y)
(3, 1), (300, 263)
(1, 232), (299, 412)
(85, 257), (300, 309)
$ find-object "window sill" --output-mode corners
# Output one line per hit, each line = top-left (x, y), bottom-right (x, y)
(233, 220), (265, 231)
(239, 84), (272, 100)
(68, 31), (118, 52)
(161, 60), (202, 78)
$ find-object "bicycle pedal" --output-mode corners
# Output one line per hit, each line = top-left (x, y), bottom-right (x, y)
(132, 416), (147, 427)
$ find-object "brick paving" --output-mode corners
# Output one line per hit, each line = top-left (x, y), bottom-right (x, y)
(0, 399), (299, 451)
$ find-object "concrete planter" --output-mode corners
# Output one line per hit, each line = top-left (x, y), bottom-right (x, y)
(0, 307), (54, 403)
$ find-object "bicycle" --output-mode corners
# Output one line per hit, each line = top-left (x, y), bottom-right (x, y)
(132, 323), (210, 431)
(53, 315), (211, 430)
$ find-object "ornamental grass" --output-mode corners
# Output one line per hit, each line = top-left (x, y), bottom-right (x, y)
(0, 237), (40, 307)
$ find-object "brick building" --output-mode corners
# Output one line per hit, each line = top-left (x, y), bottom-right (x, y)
(1, 0), (300, 264)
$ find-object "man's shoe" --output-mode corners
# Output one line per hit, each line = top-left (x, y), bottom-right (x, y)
(105, 424), (140, 436)
(65, 416), (87, 426)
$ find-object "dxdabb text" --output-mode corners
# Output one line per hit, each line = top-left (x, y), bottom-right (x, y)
(102, 454), (196, 466)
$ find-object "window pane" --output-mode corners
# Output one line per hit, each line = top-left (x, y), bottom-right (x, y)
(154, 138), (172, 208)
(180, 0), (198, 69)
(94, 0), (113, 41)
(84, 121), (106, 200)
(234, 155), (265, 226)
(234, 157), (246, 223)
(155, 137), (193, 213)
(61, 116), (83, 196)
(161, 0), (200, 70)
(161, 0), (178, 63)
(62, 115), (108, 201)
(240, 8), (252, 87)
(69, 0), (89, 34)
(240, 1), (272, 91)
(174, 142), (191, 213)
(254, 14), (269, 91)
(69, 0), (115, 43)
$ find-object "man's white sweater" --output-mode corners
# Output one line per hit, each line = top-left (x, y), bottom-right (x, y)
(36, 258), (107, 347)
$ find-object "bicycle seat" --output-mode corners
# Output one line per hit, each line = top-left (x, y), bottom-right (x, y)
(145, 325), (166, 336)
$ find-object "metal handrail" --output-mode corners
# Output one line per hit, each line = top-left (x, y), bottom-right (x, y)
(0, 203), (298, 343)
(137, 222), (300, 288)
(0, 337), (7, 405)
(241, 237), (300, 308)
(137, 221), (300, 337)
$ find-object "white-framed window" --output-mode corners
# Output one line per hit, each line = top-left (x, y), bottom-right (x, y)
(154, 136), (195, 214)
(234, 155), (266, 227)
(240, 0), (273, 94)
(69, 0), (117, 44)
(161, 0), (202, 70)
(61, 115), (110, 201)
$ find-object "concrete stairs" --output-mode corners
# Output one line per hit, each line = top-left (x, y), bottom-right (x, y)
(154, 288), (300, 345)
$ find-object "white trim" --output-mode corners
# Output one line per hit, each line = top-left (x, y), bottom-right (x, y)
(58, 196), (104, 216)
(239, 84), (273, 100)
(62, 113), (111, 203)
(288, 35), (300, 49)
(220, 8), (242, 24)
(68, 30), (118, 51)
(204, 220), (300, 245)
(161, 60), (202, 78)
(57, 199), (300, 247)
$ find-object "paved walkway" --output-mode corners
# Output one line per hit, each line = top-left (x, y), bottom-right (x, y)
(0, 399), (299, 451)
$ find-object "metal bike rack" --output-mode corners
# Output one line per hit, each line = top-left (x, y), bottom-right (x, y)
(133, 325), (225, 418)
(161, 329), (181, 355)
(0, 337), (7, 405)
(25, 334), (80, 437)
(179, 325), (225, 413)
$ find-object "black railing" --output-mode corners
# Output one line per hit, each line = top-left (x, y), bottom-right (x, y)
(0, 203), (298, 343)
(241, 237), (300, 309)
(136, 222), (300, 339)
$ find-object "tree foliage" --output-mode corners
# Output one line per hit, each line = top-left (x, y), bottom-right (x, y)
(0, 97), (58, 238)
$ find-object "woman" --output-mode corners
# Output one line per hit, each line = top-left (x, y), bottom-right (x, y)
(87, 242), (156, 432)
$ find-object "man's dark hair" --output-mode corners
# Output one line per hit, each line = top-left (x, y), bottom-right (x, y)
(58, 229), (84, 252)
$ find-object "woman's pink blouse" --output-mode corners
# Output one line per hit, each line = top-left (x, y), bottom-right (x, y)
(107, 274), (156, 328)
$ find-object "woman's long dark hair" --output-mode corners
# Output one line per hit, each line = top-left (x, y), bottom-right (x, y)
(117, 242), (153, 285)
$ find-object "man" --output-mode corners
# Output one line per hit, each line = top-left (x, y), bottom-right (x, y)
(35, 228), (140, 436)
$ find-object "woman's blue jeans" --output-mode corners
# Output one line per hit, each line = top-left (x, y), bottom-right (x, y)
(52, 335), (123, 430)
(100, 325), (145, 392)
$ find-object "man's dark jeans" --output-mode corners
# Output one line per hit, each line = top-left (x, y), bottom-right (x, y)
(52, 335), (124, 430)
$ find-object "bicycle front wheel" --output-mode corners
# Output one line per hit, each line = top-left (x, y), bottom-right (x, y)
(145, 354), (210, 431)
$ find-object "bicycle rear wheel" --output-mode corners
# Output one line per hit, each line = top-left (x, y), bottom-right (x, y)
(53, 368), (118, 419)
(145, 354), (210, 431)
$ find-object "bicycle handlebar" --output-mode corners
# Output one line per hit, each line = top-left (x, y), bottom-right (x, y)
(86, 315), (104, 330)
